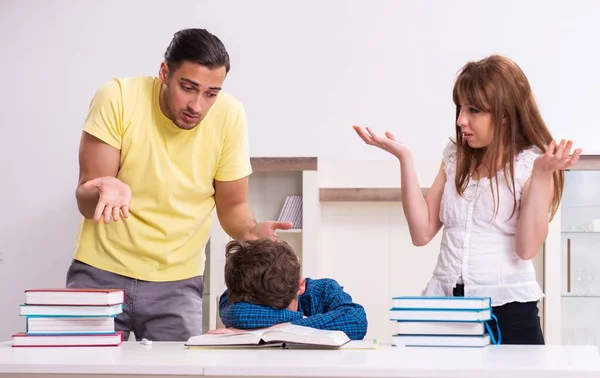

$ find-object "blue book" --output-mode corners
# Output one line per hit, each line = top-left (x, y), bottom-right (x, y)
(390, 296), (492, 322)
(19, 303), (123, 317)
(394, 321), (485, 335)
(391, 296), (491, 310)
(390, 308), (491, 322)
(392, 333), (490, 348)
(389, 296), (501, 345)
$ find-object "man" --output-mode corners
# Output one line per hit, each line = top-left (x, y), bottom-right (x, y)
(213, 238), (368, 340)
(66, 28), (291, 342)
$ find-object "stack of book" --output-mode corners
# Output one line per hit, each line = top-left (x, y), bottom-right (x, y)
(389, 296), (496, 347)
(12, 288), (125, 347)
(277, 195), (302, 229)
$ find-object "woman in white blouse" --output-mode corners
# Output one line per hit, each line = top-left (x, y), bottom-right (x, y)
(354, 55), (582, 345)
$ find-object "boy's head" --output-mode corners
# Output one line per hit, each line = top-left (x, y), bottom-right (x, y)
(224, 238), (305, 310)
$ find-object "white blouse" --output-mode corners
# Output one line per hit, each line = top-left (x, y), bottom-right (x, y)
(422, 140), (545, 307)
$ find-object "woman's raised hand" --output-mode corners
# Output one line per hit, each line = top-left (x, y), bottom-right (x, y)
(353, 125), (412, 160)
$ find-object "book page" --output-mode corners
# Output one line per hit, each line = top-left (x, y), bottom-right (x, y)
(284, 339), (377, 350)
(186, 328), (267, 346)
(263, 325), (350, 346)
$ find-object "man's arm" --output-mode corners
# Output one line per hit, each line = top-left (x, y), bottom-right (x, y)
(212, 96), (256, 240)
(218, 291), (302, 329)
(290, 280), (368, 340)
(213, 101), (293, 239)
(214, 178), (258, 240)
(76, 132), (121, 219)
(214, 178), (293, 240)
(75, 78), (126, 221)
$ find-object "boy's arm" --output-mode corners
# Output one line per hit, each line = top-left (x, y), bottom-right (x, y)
(218, 291), (303, 329)
(290, 280), (368, 340)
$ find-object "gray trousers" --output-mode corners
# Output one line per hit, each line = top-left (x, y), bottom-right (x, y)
(65, 259), (203, 342)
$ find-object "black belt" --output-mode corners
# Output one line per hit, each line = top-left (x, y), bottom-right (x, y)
(453, 283), (465, 297)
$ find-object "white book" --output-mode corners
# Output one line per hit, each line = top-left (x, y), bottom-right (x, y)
(20, 304), (123, 317)
(26, 317), (115, 334)
(277, 196), (291, 223)
(24, 288), (124, 306)
(277, 195), (303, 229)
(390, 308), (491, 322)
(186, 324), (350, 349)
(292, 195), (303, 228)
(395, 321), (485, 335)
(392, 333), (490, 347)
(391, 296), (491, 310)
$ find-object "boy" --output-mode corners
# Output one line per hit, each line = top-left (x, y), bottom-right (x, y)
(216, 238), (367, 340)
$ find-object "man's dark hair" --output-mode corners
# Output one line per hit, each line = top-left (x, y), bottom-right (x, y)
(164, 28), (230, 73)
(224, 238), (301, 309)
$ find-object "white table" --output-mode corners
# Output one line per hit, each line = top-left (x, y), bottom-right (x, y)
(0, 341), (599, 378)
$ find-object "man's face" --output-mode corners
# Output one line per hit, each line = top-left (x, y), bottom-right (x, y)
(158, 61), (227, 130)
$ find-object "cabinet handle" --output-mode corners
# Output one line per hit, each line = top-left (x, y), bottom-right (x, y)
(567, 238), (571, 293)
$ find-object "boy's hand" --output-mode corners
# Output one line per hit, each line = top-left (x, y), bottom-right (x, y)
(207, 327), (245, 335)
(245, 221), (293, 240)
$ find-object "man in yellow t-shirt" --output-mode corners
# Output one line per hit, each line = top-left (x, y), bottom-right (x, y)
(66, 28), (292, 342)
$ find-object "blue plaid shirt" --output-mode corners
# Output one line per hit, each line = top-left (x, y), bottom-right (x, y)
(218, 278), (368, 340)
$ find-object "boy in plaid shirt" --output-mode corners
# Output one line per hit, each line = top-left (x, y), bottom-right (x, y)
(214, 238), (367, 340)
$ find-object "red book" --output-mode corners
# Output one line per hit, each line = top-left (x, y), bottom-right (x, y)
(24, 288), (125, 306)
(11, 331), (124, 347)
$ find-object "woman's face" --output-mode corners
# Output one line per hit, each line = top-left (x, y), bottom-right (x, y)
(456, 103), (494, 148)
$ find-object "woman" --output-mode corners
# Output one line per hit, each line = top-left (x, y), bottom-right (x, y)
(354, 55), (581, 345)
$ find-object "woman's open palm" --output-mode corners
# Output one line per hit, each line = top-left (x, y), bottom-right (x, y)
(353, 125), (411, 159)
(535, 139), (582, 173)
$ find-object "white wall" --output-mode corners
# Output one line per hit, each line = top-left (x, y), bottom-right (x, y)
(1, 0), (599, 341)
(319, 159), (442, 343)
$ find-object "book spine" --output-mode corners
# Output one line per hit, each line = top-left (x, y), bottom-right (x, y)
(278, 195), (303, 229)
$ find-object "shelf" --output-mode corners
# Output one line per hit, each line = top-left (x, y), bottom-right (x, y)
(319, 188), (430, 202)
(562, 231), (600, 234)
(277, 229), (302, 234)
(568, 155), (600, 171)
(250, 157), (317, 172)
(562, 293), (600, 298)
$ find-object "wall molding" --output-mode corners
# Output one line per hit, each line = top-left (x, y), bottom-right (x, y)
(570, 155), (600, 171)
(250, 157), (318, 172)
(320, 188), (430, 202)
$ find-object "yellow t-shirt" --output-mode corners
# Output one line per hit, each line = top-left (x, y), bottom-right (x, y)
(73, 76), (252, 282)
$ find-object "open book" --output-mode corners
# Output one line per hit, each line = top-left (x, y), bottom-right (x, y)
(185, 324), (352, 349)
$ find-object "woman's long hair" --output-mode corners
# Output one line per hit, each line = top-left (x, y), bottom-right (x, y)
(452, 55), (563, 220)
